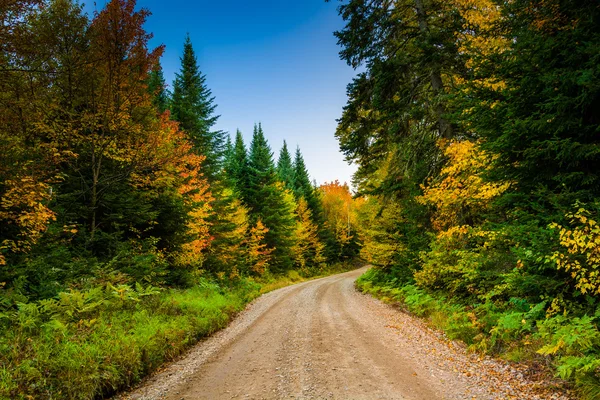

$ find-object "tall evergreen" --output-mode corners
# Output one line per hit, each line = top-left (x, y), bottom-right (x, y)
(226, 130), (251, 199)
(147, 62), (169, 114)
(224, 135), (233, 159)
(246, 124), (296, 271)
(292, 147), (313, 200)
(171, 34), (225, 181)
(292, 147), (324, 222)
(247, 123), (277, 208)
(276, 140), (295, 190)
(467, 0), (600, 209)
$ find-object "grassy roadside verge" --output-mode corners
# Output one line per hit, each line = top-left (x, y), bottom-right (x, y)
(0, 264), (356, 400)
(355, 268), (582, 398)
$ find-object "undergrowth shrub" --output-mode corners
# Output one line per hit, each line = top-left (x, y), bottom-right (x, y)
(0, 280), (261, 400)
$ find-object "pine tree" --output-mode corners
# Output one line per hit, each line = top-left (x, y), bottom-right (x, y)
(293, 147), (323, 222)
(171, 34), (225, 181)
(226, 130), (251, 199)
(246, 124), (296, 271)
(277, 140), (294, 190)
(246, 123), (276, 209)
(147, 61), (169, 114)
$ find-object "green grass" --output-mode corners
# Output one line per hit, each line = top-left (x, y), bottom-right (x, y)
(0, 263), (355, 400)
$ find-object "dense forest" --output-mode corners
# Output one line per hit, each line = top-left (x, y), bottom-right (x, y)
(0, 0), (362, 398)
(331, 0), (600, 397)
(2, 0), (600, 398)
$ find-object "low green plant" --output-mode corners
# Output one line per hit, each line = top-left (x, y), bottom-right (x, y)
(0, 280), (259, 400)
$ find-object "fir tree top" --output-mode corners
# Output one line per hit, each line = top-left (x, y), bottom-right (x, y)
(293, 146), (313, 199)
(249, 123), (276, 185)
(147, 62), (169, 114)
(226, 130), (251, 194)
(171, 34), (225, 181)
(277, 140), (294, 190)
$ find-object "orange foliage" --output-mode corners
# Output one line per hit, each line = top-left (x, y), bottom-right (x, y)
(0, 171), (56, 266)
(135, 113), (214, 266)
(320, 180), (362, 250)
(215, 197), (250, 272)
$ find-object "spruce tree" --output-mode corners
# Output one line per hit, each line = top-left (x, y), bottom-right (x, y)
(226, 130), (251, 199)
(292, 147), (312, 199)
(247, 123), (277, 209)
(147, 62), (169, 114)
(467, 0), (600, 209)
(277, 140), (295, 190)
(291, 147), (336, 260)
(171, 34), (225, 181)
(246, 124), (296, 271)
(292, 147), (323, 221)
(224, 135), (233, 159)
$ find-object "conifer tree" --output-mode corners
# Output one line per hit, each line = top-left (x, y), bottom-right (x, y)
(292, 147), (312, 199)
(247, 219), (273, 275)
(465, 0), (600, 209)
(246, 124), (296, 271)
(246, 123), (276, 208)
(277, 140), (295, 190)
(204, 194), (250, 275)
(226, 130), (251, 199)
(224, 135), (233, 159)
(171, 34), (225, 181)
(293, 147), (323, 223)
(147, 62), (169, 113)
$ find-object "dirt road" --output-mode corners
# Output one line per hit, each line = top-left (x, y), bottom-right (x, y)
(123, 267), (569, 400)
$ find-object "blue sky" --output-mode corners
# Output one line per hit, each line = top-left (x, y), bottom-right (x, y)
(84, 0), (358, 186)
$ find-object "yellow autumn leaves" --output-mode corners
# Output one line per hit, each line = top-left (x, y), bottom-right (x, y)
(551, 209), (600, 295)
(418, 139), (511, 233)
(414, 139), (510, 289)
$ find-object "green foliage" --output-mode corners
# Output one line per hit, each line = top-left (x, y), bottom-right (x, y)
(226, 130), (251, 195)
(335, 0), (600, 395)
(0, 280), (260, 400)
(276, 140), (295, 190)
(147, 62), (170, 114)
(242, 124), (297, 272)
(171, 34), (225, 182)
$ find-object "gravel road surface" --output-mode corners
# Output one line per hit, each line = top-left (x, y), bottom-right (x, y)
(120, 267), (571, 400)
